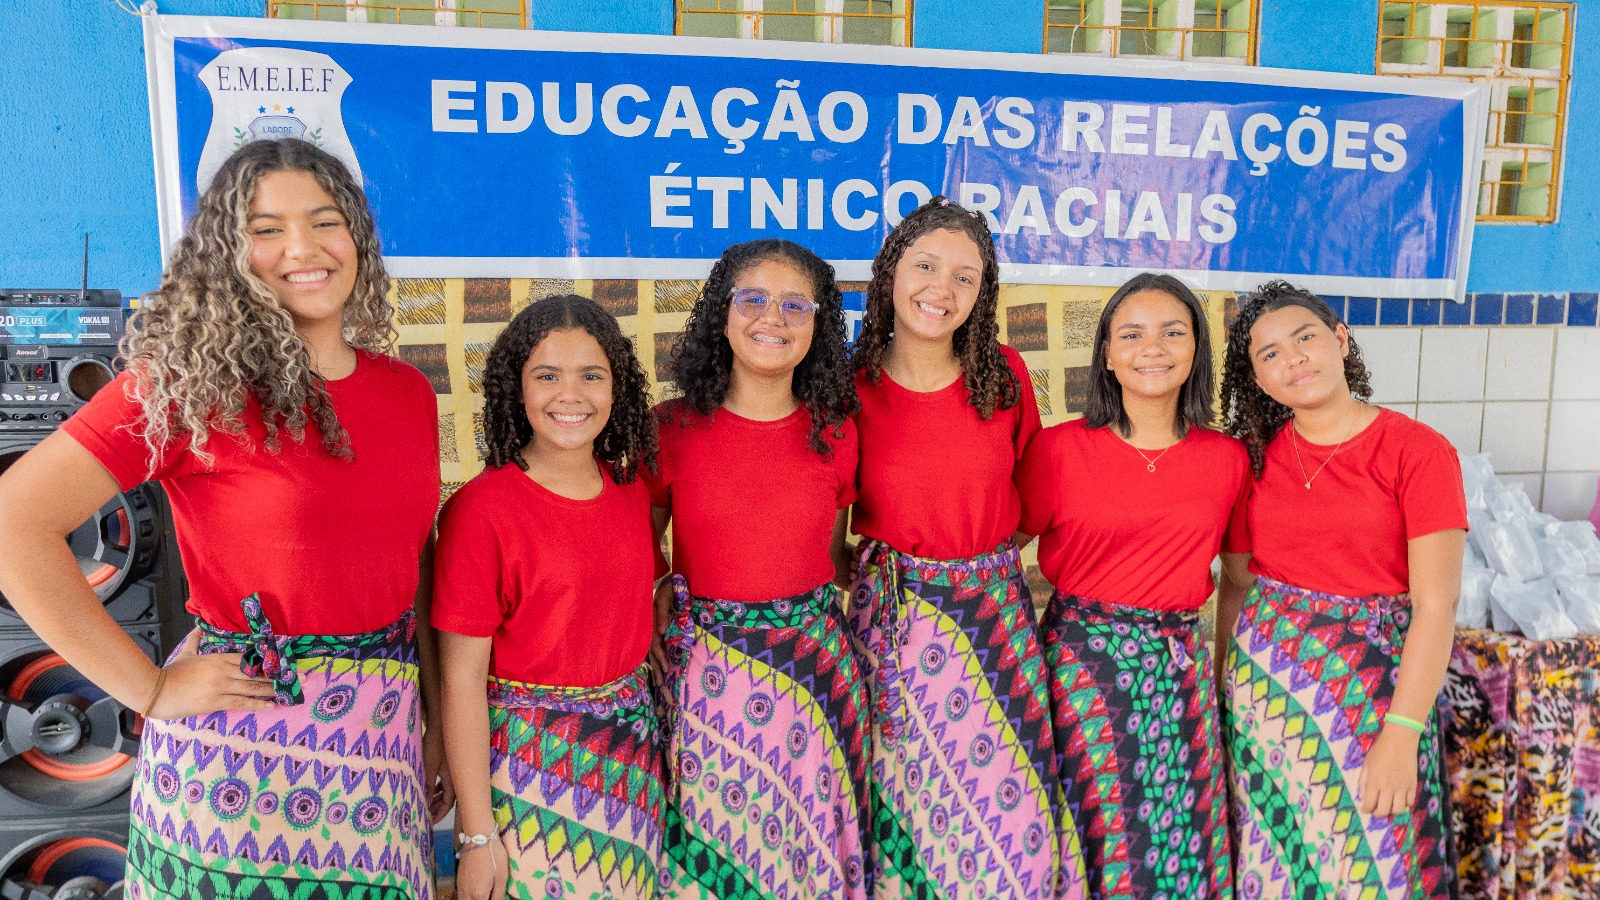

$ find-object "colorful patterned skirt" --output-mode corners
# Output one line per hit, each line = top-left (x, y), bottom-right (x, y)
(659, 576), (871, 900)
(849, 539), (1083, 900)
(1041, 593), (1232, 900)
(487, 663), (666, 899)
(126, 597), (431, 899)
(1225, 575), (1455, 900)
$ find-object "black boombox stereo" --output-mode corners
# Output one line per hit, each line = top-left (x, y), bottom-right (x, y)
(0, 290), (124, 431)
(0, 287), (184, 899)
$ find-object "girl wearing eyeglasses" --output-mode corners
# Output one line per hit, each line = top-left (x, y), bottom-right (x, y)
(646, 239), (869, 900)
(842, 196), (1083, 900)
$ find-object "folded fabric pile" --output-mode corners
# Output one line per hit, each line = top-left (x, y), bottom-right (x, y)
(1458, 454), (1600, 638)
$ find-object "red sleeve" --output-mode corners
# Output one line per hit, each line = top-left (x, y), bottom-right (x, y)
(430, 486), (507, 637)
(1398, 437), (1469, 541)
(1223, 458), (1253, 554)
(1004, 346), (1042, 460)
(59, 372), (185, 490)
(833, 418), (859, 509)
(1015, 427), (1058, 537)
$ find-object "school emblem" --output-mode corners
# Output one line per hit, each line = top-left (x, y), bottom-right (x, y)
(194, 47), (363, 193)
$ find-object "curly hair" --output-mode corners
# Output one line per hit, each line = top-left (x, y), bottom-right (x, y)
(1084, 272), (1216, 439)
(1220, 280), (1374, 477)
(665, 239), (859, 457)
(122, 139), (394, 470)
(479, 294), (657, 484)
(851, 196), (1021, 419)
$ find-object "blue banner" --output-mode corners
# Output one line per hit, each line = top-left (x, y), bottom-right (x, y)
(147, 15), (1488, 298)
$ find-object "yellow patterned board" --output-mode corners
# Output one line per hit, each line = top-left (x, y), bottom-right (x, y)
(392, 276), (1233, 630)
(389, 277), (1233, 493)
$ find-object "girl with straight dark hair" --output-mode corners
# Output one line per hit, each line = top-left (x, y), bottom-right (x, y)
(1018, 271), (1245, 900)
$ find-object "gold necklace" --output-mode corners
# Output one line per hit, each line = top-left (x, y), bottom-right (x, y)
(1288, 411), (1361, 489)
(1128, 440), (1178, 473)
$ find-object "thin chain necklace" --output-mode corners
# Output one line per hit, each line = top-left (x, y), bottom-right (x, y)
(1125, 437), (1179, 473)
(1288, 409), (1362, 490)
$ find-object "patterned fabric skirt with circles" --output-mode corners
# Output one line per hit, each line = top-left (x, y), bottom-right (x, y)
(659, 576), (871, 900)
(125, 606), (432, 899)
(486, 663), (666, 900)
(1042, 594), (1233, 900)
(848, 539), (1086, 900)
(1226, 576), (1456, 900)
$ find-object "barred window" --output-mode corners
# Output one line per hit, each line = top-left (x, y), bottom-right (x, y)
(268, 1), (527, 28)
(1378, 1), (1571, 222)
(675, 1), (910, 46)
(1045, 0), (1256, 63)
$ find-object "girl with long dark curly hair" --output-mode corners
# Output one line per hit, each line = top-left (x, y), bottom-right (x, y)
(645, 239), (870, 900)
(433, 295), (664, 900)
(843, 196), (1083, 900)
(1018, 272), (1245, 900)
(1217, 281), (1464, 899)
(0, 138), (446, 898)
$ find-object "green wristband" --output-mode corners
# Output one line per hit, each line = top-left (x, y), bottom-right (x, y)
(1385, 712), (1427, 735)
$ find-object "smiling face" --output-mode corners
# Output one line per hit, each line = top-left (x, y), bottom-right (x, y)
(1248, 304), (1352, 411)
(890, 228), (984, 346)
(245, 169), (358, 332)
(521, 327), (614, 455)
(723, 257), (816, 383)
(1104, 289), (1196, 405)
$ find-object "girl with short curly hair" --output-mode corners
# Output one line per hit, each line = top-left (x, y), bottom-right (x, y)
(1019, 272), (1244, 900)
(843, 196), (1083, 899)
(433, 295), (664, 900)
(1217, 281), (1464, 899)
(646, 239), (870, 899)
(0, 138), (445, 898)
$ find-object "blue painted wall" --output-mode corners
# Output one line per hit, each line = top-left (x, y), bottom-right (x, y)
(0, 0), (1593, 296)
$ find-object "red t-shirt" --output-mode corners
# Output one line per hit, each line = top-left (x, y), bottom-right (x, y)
(62, 352), (440, 635)
(1225, 408), (1467, 597)
(644, 398), (857, 601)
(1018, 418), (1250, 612)
(431, 460), (654, 687)
(852, 345), (1041, 560)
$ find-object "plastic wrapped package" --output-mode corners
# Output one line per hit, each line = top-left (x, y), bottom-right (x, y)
(1474, 519), (1545, 584)
(1490, 575), (1573, 640)
(1460, 454), (1496, 511)
(1488, 482), (1539, 524)
(1457, 567), (1495, 629)
(1537, 537), (1588, 579)
(1545, 520), (1600, 574)
(1557, 575), (1600, 635)
(1463, 536), (1489, 570)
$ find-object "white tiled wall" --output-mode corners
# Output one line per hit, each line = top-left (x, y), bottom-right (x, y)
(1352, 325), (1600, 520)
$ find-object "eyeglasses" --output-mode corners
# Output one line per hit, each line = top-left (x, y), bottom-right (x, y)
(730, 287), (818, 327)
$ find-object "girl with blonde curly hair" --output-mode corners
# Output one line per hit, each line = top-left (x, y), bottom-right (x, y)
(0, 138), (449, 899)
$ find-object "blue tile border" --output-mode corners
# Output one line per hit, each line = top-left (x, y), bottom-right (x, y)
(1536, 293), (1567, 324)
(1346, 296), (1378, 326)
(1505, 293), (1535, 324)
(1379, 298), (1411, 324)
(1570, 293), (1599, 327)
(1473, 293), (1505, 325)
(1318, 293), (1598, 327)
